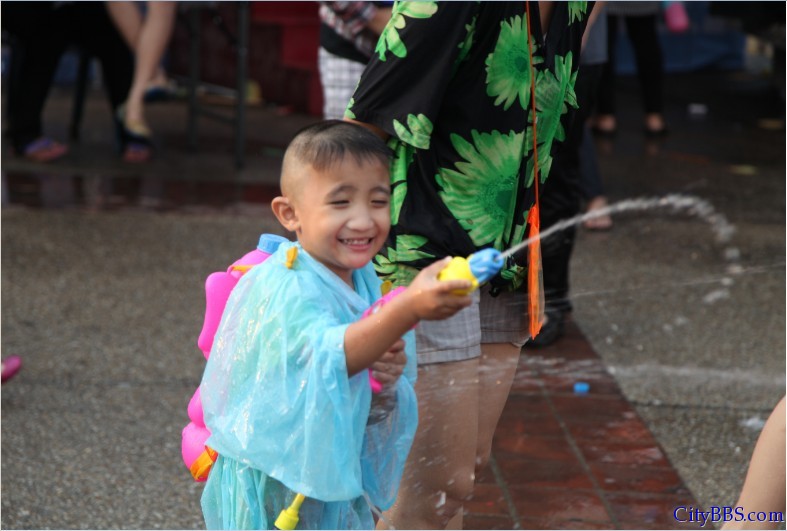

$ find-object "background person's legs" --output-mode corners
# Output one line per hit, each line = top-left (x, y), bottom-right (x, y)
(105, 1), (143, 49)
(623, 14), (666, 133)
(67, 3), (134, 113)
(593, 15), (618, 133)
(125, 2), (177, 124)
(2, 3), (69, 155)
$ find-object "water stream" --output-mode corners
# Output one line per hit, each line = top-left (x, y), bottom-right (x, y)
(500, 193), (737, 261)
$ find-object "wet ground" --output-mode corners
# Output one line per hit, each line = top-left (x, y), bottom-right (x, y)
(1, 69), (784, 529)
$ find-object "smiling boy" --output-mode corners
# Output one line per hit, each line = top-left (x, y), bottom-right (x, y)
(199, 120), (472, 529)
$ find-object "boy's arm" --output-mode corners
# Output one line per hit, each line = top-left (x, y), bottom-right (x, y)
(343, 258), (471, 375)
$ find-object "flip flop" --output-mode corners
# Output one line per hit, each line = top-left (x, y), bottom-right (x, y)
(144, 79), (181, 103)
(117, 104), (153, 163)
(122, 142), (153, 163)
(19, 137), (68, 163)
(1, 355), (22, 383)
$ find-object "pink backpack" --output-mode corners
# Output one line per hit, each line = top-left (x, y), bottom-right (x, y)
(181, 234), (288, 481)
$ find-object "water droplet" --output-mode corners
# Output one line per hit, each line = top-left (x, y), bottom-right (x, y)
(724, 247), (741, 261)
(435, 491), (446, 508)
(703, 289), (730, 304)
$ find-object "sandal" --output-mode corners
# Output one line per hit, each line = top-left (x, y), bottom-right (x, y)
(144, 80), (180, 103)
(116, 104), (153, 163)
(16, 137), (68, 163)
(122, 142), (153, 163)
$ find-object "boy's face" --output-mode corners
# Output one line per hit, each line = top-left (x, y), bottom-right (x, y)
(278, 157), (391, 285)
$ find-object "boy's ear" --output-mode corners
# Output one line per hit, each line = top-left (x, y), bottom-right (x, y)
(271, 196), (300, 233)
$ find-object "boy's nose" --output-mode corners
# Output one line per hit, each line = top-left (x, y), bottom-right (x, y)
(346, 208), (375, 230)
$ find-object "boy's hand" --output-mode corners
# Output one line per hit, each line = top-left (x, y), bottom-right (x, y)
(407, 257), (473, 320)
(369, 339), (406, 389)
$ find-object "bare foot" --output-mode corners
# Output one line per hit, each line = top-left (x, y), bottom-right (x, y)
(644, 113), (668, 135)
(583, 196), (613, 231)
(591, 114), (617, 135)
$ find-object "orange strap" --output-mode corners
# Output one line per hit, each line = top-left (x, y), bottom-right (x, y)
(189, 446), (218, 482)
(229, 264), (253, 274)
(524, 0), (544, 338)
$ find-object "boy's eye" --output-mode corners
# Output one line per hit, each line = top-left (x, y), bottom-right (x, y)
(372, 199), (389, 207)
(329, 200), (350, 206)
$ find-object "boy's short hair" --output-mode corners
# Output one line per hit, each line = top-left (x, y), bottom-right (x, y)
(282, 120), (392, 177)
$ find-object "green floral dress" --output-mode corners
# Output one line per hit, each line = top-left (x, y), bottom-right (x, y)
(347, 1), (592, 290)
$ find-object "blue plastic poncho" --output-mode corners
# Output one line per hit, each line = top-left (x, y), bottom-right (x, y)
(200, 242), (418, 530)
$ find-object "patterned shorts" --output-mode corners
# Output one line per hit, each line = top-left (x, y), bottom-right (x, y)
(318, 47), (367, 120)
(415, 286), (528, 365)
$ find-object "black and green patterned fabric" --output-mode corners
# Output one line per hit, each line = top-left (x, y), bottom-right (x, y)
(348, 1), (592, 290)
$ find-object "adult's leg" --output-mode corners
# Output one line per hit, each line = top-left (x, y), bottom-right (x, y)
(378, 358), (480, 530)
(580, 128), (613, 230)
(578, 128), (604, 200)
(124, 1), (178, 127)
(475, 342), (521, 471)
(104, 1), (143, 50)
(623, 14), (665, 130)
(534, 64), (604, 343)
(722, 397), (786, 530)
(67, 3), (133, 111)
(2, 3), (68, 153)
(593, 15), (618, 130)
(474, 288), (527, 515)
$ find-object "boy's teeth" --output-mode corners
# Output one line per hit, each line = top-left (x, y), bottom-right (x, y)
(343, 238), (371, 245)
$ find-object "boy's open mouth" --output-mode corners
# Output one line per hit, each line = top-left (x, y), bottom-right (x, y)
(340, 238), (374, 246)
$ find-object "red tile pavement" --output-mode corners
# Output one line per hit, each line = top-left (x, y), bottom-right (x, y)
(464, 319), (704, 530)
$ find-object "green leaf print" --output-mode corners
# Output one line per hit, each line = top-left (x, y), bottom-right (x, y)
(454, 15), (478, 70)
(567, 2), (588, 24)
(388, 140), (415, 225)
(375, 1), (438, 61)
(374, 234), (434, 286)
(510, 220), (527, 251)
(525, 53), (578, 185)
(499, 264), (525, 289)
(485, 15), (543, 111)
(392, 113), (433, 150)
(436, 129), (524, 249)
(344, 97), (356, 120)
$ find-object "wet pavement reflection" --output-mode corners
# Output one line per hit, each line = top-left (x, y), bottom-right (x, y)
(2, 172), (280, 212)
